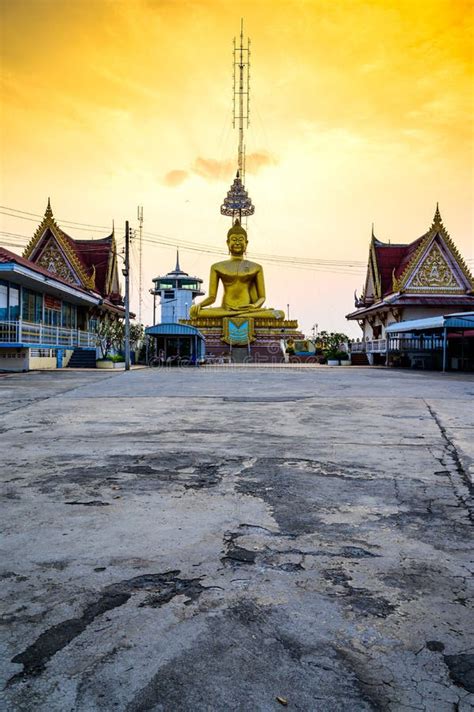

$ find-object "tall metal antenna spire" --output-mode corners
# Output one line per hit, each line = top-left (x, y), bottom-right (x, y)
(233, 18), (250, 176)
(221, 19), (255, 222)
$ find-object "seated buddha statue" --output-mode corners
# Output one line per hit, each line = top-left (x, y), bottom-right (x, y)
(189, 220), (285, 320)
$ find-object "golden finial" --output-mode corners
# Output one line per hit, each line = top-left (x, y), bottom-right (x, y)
(433, 202), (443, 226)
(45, 197), (53, 219)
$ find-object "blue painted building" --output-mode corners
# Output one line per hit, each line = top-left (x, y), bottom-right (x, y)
(0, 202), (125, 371)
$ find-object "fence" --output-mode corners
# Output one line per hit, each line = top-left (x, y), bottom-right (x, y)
(350, 339), (387, 354)
(0, 320), (97, 348)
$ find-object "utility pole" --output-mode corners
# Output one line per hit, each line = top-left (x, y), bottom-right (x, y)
(137, 206), (143, 324)
(124, 220), (131, 371)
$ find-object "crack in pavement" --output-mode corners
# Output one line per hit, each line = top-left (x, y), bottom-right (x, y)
(424, 401), (474, 523)
(7, 571), (206, 685)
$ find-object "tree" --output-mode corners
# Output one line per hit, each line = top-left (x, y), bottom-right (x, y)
(95, 320), (124, 359)
(317, 331), (349, 359)
(129, 323), (144, 351)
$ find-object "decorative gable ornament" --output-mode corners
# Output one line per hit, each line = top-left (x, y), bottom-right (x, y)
(36, 237), (82, 285)
(23, 199), (96, 291)
(408, 242), (460, 291)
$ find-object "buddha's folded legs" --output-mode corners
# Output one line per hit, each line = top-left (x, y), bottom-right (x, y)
(192, 306), (285, 319)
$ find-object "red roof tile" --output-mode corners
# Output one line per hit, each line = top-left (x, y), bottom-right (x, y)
(74, 236), (114, 297)
(373, 241), (409, 295)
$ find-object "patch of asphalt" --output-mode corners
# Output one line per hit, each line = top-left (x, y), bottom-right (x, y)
(8, 571), (206, 684)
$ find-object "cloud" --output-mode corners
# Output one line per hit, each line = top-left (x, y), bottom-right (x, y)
(163, 169), (189, 187)
(245, 151), (278, 173)
(191, 151), (277, 182)
(192, 157), (234, 181)
(163, 151), (278, 188)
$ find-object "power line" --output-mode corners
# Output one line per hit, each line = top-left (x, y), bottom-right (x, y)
(0, 206), (368, 271)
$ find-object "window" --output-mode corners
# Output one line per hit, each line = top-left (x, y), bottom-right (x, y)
(44, 308), (60, 326)
(22, 290), (43, 323)
(62, 302), (76, 328)
(0, 283), (7, 320)
(0, 282), (20, 320)
(9, 287), (19, 319)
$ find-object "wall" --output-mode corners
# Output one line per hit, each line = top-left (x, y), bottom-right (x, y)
(161, 290), (193, 323)
(28, 354), (57, 370)
(62, 349), (74, 367)
(0, 349), (28, 372)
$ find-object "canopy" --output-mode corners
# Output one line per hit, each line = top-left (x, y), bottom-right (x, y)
(386, 311), (474, 334)
(145, 323), (204, 338)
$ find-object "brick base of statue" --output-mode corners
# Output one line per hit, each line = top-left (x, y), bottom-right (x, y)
(181, 316), (303, 364)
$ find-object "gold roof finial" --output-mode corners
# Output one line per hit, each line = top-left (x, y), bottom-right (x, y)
(45, 197), (53, 219)
(433, 202), (443, 226)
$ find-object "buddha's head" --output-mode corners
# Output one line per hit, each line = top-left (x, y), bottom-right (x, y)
(227, 219), (248, 256)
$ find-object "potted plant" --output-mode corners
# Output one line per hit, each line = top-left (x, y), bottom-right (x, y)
(326, 348), (340, 366)
(319, 331), (350, 366)
(95, 320), (125, 368)
(338, 350), (351, 366)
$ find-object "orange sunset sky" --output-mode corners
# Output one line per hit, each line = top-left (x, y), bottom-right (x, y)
(1, 0), (473, 336)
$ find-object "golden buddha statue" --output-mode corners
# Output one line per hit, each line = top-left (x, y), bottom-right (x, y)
(189, 221), (285, 320)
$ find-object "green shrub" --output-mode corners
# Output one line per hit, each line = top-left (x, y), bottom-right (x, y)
(106, 354), (125, 363)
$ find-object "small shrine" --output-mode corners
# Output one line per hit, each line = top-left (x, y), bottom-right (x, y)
(182, 22), (302, 362)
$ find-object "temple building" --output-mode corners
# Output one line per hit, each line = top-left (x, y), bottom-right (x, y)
(0, 201), (125, 371)
(347, 206), (474, 369)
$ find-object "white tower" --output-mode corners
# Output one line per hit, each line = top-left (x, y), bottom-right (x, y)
(151, 252), (204, 323)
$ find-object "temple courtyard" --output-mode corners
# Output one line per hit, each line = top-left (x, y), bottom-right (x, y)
(1, 366), (473, 712)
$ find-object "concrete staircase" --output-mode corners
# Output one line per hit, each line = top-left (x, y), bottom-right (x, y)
(350, 352), (370, 366)
(67, 348), (97, 368)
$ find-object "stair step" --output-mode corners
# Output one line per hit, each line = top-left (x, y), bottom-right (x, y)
(350, 353), (370, 365)
(67, 349), (96, 368)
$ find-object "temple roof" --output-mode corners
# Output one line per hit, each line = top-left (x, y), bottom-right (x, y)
(22, 200), (122, 304)
(355, 206), (473, 309)
(0, 245), (97, 296)
(73, 235), (118, 297)
(0, 245), (126, 315)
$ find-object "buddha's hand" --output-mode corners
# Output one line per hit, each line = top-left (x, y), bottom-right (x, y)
(230, 304), (255, 312)
(189, 304), (200, 318)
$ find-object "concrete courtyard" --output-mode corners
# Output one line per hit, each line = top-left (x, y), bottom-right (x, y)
(1, 366), (473, 711)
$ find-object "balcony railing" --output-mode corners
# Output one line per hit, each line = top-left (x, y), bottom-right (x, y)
(0, 320), (97, 348)
(387, 336), (444, 352)
(351, 339), (387, 354)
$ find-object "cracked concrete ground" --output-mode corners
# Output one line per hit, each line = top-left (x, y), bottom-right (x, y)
(1, 366), (473, 712)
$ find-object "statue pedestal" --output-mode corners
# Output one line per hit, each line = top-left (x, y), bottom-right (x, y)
(181, 316), (303, 364)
